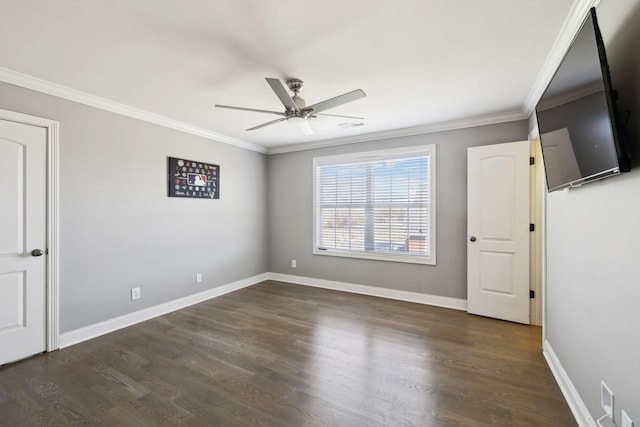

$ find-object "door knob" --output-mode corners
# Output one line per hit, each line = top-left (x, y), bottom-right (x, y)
(469, 236), (477, 242)
(31, 249), (44, 257)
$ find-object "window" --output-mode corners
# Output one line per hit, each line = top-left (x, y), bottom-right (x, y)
(313, 145), (435, 265)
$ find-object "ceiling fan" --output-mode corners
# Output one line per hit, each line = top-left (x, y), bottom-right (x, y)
(215, 78), (366, 136)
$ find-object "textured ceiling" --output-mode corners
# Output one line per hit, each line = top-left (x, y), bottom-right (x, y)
(0, 0), (576, 150)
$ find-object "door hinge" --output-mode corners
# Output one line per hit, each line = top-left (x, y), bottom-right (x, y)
(530, 223), (535, 232)
(530, 290), (535, 298)
(530, 156), (535, 165)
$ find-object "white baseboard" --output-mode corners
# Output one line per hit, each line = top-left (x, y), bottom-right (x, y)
(57, 274), (590, 427)
(266, 272), (468, 311)
(59, 272), (467, 349)
(543, 340), (596, 427)
(59, 273), (269, 348)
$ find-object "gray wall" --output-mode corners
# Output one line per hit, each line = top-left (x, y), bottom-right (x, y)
(0, 81), (268, 333)
(542, 0), (640, 422)
(268, 121), (528, 299)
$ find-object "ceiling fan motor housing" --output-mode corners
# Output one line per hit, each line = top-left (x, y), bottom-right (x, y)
(287, 79), (304, 94)
(287, 79), (308, 115)
(292, 95), (307, 111)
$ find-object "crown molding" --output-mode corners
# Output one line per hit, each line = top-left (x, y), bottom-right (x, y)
(0, 66), (524, 156)
(267, 110), (527, 155)
(522, 0), (601, 116)
(0, 67), (267, 154)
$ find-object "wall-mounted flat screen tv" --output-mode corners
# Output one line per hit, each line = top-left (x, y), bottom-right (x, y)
(535, 7), (629, 192)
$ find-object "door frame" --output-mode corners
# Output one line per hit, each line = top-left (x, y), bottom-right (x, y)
(528, 127), (546, 334)
(0, 108), (59, 351)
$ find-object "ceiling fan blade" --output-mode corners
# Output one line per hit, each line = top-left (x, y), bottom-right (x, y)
(215, 104), (285, 116)
(305, 89), (366, 114)
(265, 78), (299, 112)
(316, 112), (365, 120)
(246, 117), (287, 131)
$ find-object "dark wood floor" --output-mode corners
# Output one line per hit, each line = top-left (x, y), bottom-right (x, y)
(0, 280), (576, 426)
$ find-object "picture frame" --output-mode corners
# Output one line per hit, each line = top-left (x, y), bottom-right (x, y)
(168, 156), (220, 199)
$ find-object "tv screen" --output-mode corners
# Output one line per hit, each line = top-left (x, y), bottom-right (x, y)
(536, 8), (626, 192)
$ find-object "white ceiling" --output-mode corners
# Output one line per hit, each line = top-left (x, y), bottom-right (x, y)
(0, 0), (578, 151)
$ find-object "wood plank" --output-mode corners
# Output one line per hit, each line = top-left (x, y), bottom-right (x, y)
(0, 280), (577, 426)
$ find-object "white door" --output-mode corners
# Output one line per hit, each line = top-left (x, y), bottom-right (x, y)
(0, 118), (47, 365)
(467, 141), (530, 324)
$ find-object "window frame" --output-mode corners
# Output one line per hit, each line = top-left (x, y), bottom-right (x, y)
(312, 144), (436, 265)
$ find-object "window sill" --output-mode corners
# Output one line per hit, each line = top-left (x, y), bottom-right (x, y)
(313, 248), (435, 265)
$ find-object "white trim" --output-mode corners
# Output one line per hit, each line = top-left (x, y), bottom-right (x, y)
(0, 67), (527, 157)
(529, 124), (548, 342)
(0, 108), (60, 351)
(46, 121), (60, 351)
(312, 249), (433, 265)
(0, 67), (267, 154)
(528, 129), (543, 327)
(266, 273), (467, 311)
(59, 271), (467, 348)
(312, 144), (436, 266)
(268, 110), (526, 154)
(522, 0), (601, 116)
(59, 273), (269, 348)
(543, 340), (596, 427)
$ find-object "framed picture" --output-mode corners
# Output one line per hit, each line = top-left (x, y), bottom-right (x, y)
(168, 157), (219, 199)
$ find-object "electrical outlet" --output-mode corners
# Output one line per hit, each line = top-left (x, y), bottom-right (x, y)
(131, 287), (141, 300)
(601, 381), (614, 418)
(291, 259), (297, 268)
(622, 410), (634, 427)
(196, 273), (202, 283)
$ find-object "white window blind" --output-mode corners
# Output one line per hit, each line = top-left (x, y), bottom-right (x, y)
(313, 145), (436, 265)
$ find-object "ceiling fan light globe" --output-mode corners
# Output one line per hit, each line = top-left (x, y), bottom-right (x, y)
(287, 116), (313, 136)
